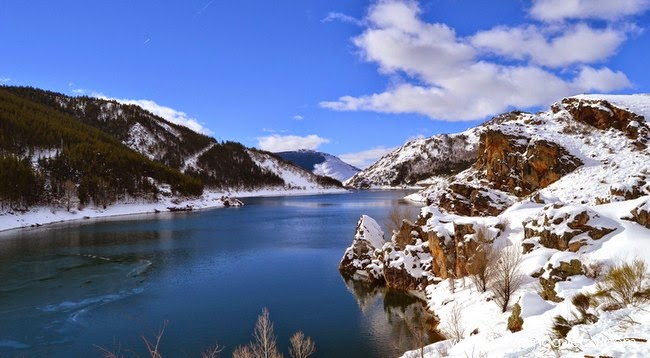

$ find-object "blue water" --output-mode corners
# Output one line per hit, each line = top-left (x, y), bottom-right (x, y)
(0, 191), (437, 357)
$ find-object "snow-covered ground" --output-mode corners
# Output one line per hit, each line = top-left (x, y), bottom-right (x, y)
(393, 94), (650, 357)
(0, 187), (347, 234)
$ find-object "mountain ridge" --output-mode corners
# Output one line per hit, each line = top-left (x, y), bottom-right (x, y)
(276, 149), (361, 183)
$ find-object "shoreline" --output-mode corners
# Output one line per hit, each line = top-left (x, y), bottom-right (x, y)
(0, 187), (349, 235)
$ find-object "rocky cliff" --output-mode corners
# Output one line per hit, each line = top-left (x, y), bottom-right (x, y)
(340, 94), (650, 296)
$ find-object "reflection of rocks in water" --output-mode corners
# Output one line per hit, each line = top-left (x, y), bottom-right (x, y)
(342, 276), (384, 313)
(383, 288), (443, 353)
(342, 276), (443, 356)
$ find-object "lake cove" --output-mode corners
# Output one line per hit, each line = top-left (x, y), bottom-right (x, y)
(0, 190), (437, 357)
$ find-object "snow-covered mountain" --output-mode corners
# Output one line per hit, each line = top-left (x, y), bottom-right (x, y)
(340, 94), (650, 357)
(276, 149), (361, 182)
(0, 86), (341, 213)
(344, 130), (480, 188)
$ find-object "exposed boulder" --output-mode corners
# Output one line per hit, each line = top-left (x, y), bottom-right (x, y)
(610, 174), (650, 201)
(629, 197), (650, 229)
(220, 196), (244, 207)
(536, 252), (584, 302)
(474, 130), (583, 197)
(554, 98), (649, 144)
(522, 204), (616, 253)
(438, 183), (513, 217)
(339, 215), (386, 282)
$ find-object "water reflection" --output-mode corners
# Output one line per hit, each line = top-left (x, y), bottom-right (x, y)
(342, 277), (444, 356)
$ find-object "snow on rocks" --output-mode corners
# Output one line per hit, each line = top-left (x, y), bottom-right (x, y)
(629, 196), (650, 229)
(338, 215), (387, 282)
(522, 203), (617, 253)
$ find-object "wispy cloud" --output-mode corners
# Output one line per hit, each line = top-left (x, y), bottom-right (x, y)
(257, 134), (330, 152)
(338, 146), (395, 169)
(292, 114), (304, 120)
(321, 0), (643, 121)
(322, 12), (364, 26)
(0, 77), (10, 83)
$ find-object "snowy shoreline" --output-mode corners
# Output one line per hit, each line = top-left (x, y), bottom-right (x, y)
(0, 188), (349, 234)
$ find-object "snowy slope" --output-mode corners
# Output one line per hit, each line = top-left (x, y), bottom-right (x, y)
(275, 149), (360, 182)
(343, 94), (650, 358)
(247, 150), (343, 191)
(344, 130), (480, 188)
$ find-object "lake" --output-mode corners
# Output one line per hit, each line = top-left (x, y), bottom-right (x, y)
(0, 190), (438, 357)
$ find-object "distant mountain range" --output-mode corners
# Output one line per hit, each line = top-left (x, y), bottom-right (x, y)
(0, 86), (341, 211)
(275, 149), (360, 183)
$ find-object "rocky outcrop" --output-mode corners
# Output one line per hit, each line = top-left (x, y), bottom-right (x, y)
(437, 183), (513, 217)
(474, 130), (583, 197)
(522, 204), (616, 253)
(425, 212), (500, 279)
(554, 98), (649, 144)
(339, 215), (386, 282)
(534, 253), (584, 302)
(383, 220), (433, 290)
(610, 174), (650, 201)
(220, 196), (244, 207)
(340, 212), (503, 291)
(629, 197), (650, 229)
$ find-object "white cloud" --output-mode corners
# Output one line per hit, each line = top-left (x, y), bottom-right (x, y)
(321, 0), (640, 122)
(292, 114), (304, 120)
(471, 24), (626, 68)
(338, 146), (395, 169)
(97, 94), (212, 135)
(0, 77), (11, 83)
(257, 134), (330, 152)
(530, 0), (650, 22)
(322, 12), (364, 26)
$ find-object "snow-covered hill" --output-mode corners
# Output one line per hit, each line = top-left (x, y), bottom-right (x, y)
(344, 130), (480, 188)
(276, 149), (361, 182)
(340, 94), (650, 357)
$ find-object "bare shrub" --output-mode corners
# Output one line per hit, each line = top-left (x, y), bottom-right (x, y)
(467, 227), (496, 293)
(289, 331), (315, 358)
(441, 302), (464, 344)
(582, 259), (605, 279)
(201, 343), (224, 358)
(233, 345), (255, 358)
(491, 245), (524, 312)
(386, 201), (418, 247)
(250, 308), (282, 358)
(594, 259), (650, 306)
(141, 320), (168, 358)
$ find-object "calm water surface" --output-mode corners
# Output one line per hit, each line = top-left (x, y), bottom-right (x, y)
(0, 191), (437, 357)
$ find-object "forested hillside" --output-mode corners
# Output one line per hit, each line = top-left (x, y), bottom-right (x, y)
(0, 86), (340, 212)
(0, 88), (202, 210)
(3, 86), (290, 191)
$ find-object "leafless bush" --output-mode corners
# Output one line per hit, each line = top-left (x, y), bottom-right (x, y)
(289, 331), (315, 358)
(441, 302), (464, 344)
(232, 345), (255, 358)
(249, 308), (282, 358)
(491, 245), (524, 312)
(141, 320), (168, 358)
(467, 227), (496, 293)
(201, 343), (224, 358)
(386, 201), (418, 247)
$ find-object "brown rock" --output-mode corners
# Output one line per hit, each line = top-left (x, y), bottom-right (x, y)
(629, 198), (650, 229)
(474, 130), (582, 197)
(523, 204), (616, 252)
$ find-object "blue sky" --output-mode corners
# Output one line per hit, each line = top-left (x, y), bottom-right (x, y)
(1, 0), (649, 168)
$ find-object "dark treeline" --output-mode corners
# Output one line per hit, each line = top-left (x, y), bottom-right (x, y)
(0, 88), (202, 210)
(188, 143), (285, 188)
